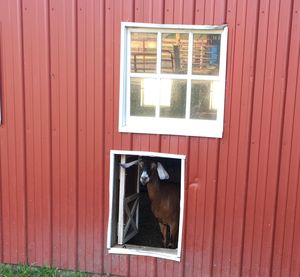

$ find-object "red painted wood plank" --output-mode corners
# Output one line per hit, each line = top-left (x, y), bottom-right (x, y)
(164, 0), (174, 23)
(64, 2), (78, 268)
(85, 0), (97, 272)
(212, 0), (238, 276)
(241, 0), (293, 275)
(194, 0), (205, 24)
(0, 6), (7, 265)
(219, 0), (259, 275)
(218, 1), (245, 276)
(273, 4), (300, 275)
(241, 0), (273, 275)
(182, 0), (194, 24)
(201, 140), (218, 276)
(183, 184), (198, 277)
(290, 185), (300, 277)
(49, 0), (77, 269)
(0, 0), (27, 264)
(173, 0), (184, 24)
(118, 0), (133, 152)
(137, 256), (147, 277)
(257, 0), (292, 275)
(129, 255), (138, 277)
(77, 0), (102, 272)
(145, 257), (156, 277)
(22, 0), (52, 265)
(214, 0), (227, 24)
(156, 258), (166, 277)
(112, 0), (123, 152)
(186, 139), (206, 276)
(49, 1), (61, 268)
(111, 0), (127, 275)
(93, 0), (105, 273)
(103, 0), (115, 273)
(77, 0), (87, 271)
(152, 0), (164, 23)
(233, 0), (259, 275)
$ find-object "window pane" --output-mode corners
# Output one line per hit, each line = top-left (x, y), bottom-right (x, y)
(131, 32), (157, 73)
(192, 34), (221, 75)
(161, 33), (189, 74)
(190, 80), (218, 120)
(130, 78), (157, 117)
(160, 79), (187, 118)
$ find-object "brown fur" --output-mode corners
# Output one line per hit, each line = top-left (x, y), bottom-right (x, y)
(144, 162), (180, 248)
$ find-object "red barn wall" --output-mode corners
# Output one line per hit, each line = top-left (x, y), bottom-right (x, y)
(0, 0), (299, 276)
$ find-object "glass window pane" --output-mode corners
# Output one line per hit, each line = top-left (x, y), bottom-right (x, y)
(130, 78), (157, 117)
(161, 33), (189, 74)
(131, 32), (157, 73)
(190, 80), (218, 120)
(160, 79), (187, 118)
(192, 34), (221, 76)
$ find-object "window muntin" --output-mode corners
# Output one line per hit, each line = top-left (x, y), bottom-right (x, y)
(120, 23), (228, 138)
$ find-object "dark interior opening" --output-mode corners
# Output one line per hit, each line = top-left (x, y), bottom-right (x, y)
(112, 154), (182, 249)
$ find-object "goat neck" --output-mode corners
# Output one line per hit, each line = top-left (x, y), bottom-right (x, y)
(146, 170), (161, 200)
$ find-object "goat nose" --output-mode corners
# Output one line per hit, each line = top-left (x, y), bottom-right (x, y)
(140, 174), (148, 184)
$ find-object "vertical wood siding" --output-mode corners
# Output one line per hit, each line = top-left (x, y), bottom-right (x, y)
(0, 0), (299, 276)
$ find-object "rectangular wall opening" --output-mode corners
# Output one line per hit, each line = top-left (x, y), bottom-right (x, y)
(107, 150), (185, 261)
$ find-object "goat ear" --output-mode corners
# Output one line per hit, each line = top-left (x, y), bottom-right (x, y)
(157, 162), (169, 180)
(120, 159), (139, 168)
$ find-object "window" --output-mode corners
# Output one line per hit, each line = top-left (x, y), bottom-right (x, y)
(107, 150), (185, 261)
(119, 22), (228, 138)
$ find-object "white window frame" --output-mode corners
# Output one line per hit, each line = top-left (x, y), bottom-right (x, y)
(107, 150), (186, 261)
(119, 22), (228, 138)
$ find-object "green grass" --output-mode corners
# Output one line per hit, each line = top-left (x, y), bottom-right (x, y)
(0, 264), (112, 277)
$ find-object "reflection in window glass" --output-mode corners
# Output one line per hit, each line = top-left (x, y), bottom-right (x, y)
(192, 34), (221, 76)
(190, 80), (217, 120)
(160, 80), (187, 118)
(131, 32), (157, 73)
(161, 33), (189, 74)
(130, 78), (157, 117)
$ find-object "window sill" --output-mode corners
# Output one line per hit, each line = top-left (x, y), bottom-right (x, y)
(108, 244), (181, 261)
(119, 117), (223, 138)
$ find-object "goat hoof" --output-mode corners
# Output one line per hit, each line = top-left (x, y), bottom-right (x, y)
(167, 243), (175, 249)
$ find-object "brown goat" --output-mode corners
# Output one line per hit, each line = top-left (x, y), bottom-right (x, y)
(122, 157), (180, 248)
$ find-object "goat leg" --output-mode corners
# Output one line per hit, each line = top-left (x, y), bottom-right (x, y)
(167, 222), (178, 249)
(159, 223), (167, 248)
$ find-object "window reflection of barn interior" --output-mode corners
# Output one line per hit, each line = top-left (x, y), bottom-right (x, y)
(130, 33), (220, 74)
